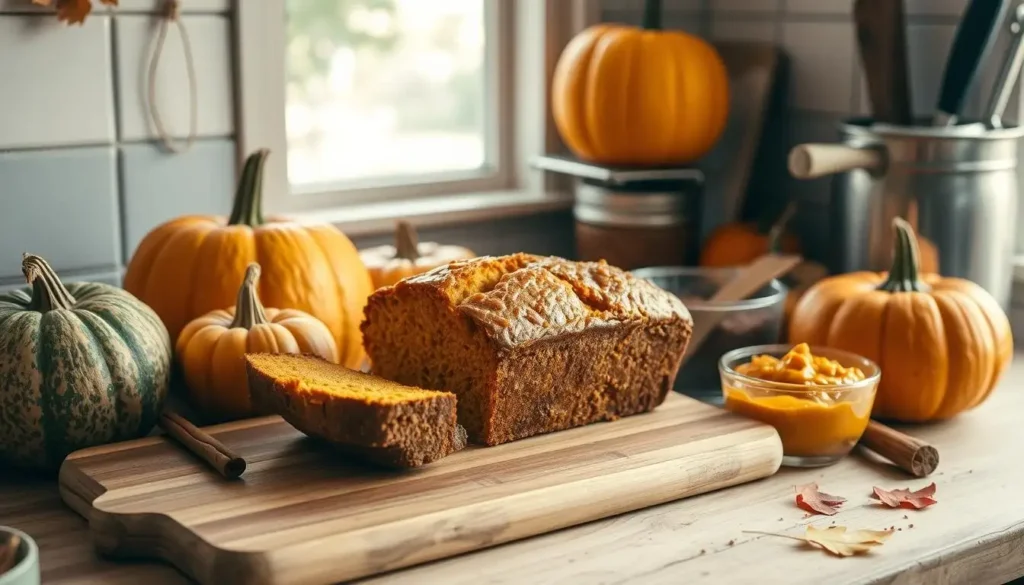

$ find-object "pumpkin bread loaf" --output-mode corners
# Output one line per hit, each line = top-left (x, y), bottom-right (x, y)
(245, 353), (467, 468)
(361, 253), (694, 446)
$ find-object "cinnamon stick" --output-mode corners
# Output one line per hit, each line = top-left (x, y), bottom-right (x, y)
(859, 420), (939, 477)
(158, 411), (246, 479)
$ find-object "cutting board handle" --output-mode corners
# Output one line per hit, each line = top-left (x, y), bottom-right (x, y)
(788, 143), (885, 179)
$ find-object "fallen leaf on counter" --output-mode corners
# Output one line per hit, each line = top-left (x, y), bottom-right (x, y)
(795, 483), (847, 516)
(871, 482), (937, 509)
(745, 525), (893, 557)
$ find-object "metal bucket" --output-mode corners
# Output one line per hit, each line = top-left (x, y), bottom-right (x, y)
(789, 117), (1024, 311)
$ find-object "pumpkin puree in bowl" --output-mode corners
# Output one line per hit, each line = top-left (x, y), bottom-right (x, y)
(722, 343), (878, 460)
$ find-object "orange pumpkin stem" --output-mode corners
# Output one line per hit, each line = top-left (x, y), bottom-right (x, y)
(766, 201), (797, 254)
(22, 253), (76, 312)
(230, 263), (270, 329)
(228, 149), (270, 227)
(395, 220), (421, 261)
(642, 0), (662, 29)
(878, 217), (930, 293)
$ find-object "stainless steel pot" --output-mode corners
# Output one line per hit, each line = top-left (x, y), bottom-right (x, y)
(789, 117), (1024, 311)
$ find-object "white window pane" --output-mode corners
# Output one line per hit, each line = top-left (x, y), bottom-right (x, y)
(285, 0), (488, 189)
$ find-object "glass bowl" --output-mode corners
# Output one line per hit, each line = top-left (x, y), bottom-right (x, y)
(631, 266), (787, 404)
(719, 344), (881, 468)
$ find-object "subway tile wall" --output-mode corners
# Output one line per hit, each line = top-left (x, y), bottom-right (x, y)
(600, 0), (1024, 268)
(0, 1), (575, 297)
(0, 1), (235, 290)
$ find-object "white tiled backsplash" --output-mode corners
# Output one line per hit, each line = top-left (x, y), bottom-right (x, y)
(0, 15), (116, 149)
(114, 14), (235, 141)
(0, 2), (236, 285)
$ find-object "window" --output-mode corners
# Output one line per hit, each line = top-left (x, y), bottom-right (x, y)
(236, 0), (596, 219)
(286, 0), (504, 194)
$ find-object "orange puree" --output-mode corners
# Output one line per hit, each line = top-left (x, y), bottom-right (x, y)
(724, 343), (874, 458)
(735, 343), (866, 386)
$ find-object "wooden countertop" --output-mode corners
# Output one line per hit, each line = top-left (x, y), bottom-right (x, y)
(3, 357), (1024, 585)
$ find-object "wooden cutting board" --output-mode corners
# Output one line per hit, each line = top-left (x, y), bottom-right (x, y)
(58, 393), (782, 585)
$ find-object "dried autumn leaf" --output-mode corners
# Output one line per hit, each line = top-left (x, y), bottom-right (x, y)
(746, 525), (894, 558)
(871, 482), (937, 510)
(805, 526), (893, 557)
(32, 0), (118, 25)
(795, 483), (847, 516)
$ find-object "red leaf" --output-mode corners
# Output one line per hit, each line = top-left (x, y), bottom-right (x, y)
(871, 482), (937, 510)
(795, 483), (847, 516)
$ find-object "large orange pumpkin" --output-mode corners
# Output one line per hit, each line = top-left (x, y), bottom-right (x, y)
(551, 0), (730, 166)
(788, 218), (1012, 422)
(123, 149), (374, 370)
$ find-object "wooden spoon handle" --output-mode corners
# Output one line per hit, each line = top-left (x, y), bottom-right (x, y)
(788, 144), (885, 180)
(682, 254), (803, 365)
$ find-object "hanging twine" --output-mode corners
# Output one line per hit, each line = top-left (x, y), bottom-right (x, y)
(146, 0), (198, 154)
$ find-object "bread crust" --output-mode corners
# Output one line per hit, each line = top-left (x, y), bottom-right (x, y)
(362, 254), (694, 445)
(245, 354), (467, 468)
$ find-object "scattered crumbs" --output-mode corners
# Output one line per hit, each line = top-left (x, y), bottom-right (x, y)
(909, 524), (914, 529)
(803, 513), (812, 519)
(897, 528), (902, 531)
(728, 539), (736, 546)
(903, 515), (909, 520)
(778, 517), (783, 521)
(699, 549), (706, 555)
(969, 470), (973, 474)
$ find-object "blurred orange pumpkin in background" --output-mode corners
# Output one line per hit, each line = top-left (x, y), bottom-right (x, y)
(551, 0), (730, 166)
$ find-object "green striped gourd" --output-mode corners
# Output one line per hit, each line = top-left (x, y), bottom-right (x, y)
(0, 254), (172, 472)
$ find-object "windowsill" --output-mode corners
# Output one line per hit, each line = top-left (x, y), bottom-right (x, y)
(283, 189), (575, 238)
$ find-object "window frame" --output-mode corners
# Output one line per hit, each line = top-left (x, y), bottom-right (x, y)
(233, 0), (598, 220)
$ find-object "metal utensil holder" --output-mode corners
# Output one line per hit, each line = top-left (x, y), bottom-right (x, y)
(790, 117), (1024, 311)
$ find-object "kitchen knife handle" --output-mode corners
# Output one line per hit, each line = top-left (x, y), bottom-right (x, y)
(934, 0), (1009, 126)
(984, 3), (1024, 128)
(854, 0), (913, 126)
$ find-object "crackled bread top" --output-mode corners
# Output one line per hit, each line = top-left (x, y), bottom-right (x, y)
(394, 253), (692, 348)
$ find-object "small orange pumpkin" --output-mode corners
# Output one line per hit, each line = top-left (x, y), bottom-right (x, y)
(788, 218), (1012, 422)
(176, 263), (338, 422)
(359, 221), (477, 289)
(551, 0), (730, 166)
(700, 203), (802, 268)
(124, 149), (374, 370)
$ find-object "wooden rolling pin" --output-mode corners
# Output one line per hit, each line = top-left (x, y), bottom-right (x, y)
(859, 420), (939, 477)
